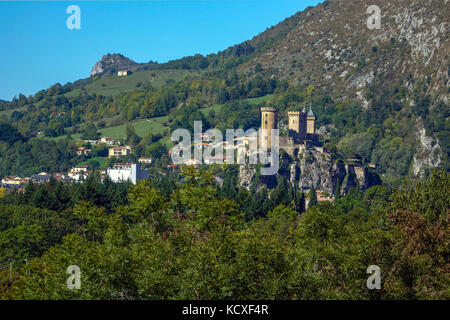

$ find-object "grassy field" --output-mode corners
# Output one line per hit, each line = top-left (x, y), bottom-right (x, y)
(0, 105), (27, 118)
(66, 69), (200, 97)
(77, 157), (109, 169)
(199, 104), (223, 115)
(247, 94), (275, 104)
(38, 94), (275, 144)
(42, 115), (169, 141)
(98, 117), (167, 140)
(199, 94), (275, 115)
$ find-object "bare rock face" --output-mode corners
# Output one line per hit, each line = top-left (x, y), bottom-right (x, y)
(297, 151), (346, 194)
(296, 150), (371, 196)
(239, 165), (257, 189)
(239, 0), (449, 104)
(290, 162), (298, 184)
(340, 165), (368, 196)
(412, 119), (442, 177)
(238, 149), (375, 196)
(90, 53), (142, 77)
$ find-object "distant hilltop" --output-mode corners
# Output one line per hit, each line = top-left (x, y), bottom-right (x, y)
(90, 53), (144, 77)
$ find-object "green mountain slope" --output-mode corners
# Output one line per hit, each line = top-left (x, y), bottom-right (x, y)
(0, 0), (448, 180)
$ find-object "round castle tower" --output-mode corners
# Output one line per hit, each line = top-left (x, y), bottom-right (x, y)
(261, 107), (278, 148)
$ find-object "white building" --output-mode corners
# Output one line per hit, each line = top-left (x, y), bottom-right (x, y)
(106, 163), (149, 185)
(109, 146), (131, 158)
(138, 157), (153, 164)
(100, 137), (120, 146)
(117, 70), (130, 76)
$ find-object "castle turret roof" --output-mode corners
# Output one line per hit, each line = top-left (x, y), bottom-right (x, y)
(308, 103), (316, 117)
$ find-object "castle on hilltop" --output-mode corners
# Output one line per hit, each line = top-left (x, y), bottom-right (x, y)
(261, 104), (318, 156)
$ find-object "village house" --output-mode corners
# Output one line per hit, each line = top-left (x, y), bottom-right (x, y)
(69, 172), (90, 182)
(109, 146), (131, 158)
(168, 158), (202, 168)
(68, 164), (89, 176)
(203, 154), (233, 165)
(1, 176), (30, 187)
(305, 190), (333, 209)
(117, 70), (130, 76)
(76, 147), (91, 156)
(30, 172), (52, 184)
(52, 173), (71, 182)
(100, 136), (120, 146)
(138, 157), (153, 165)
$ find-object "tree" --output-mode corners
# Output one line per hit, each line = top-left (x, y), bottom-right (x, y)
(125, 123), (141, 146)
(0, 123), (24, 145)
(88, 159), (100, 170)
(308, 186), (317, 208)
(271, 176), (290, 207)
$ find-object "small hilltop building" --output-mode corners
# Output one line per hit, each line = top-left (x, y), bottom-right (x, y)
(117, 70), (130, 76)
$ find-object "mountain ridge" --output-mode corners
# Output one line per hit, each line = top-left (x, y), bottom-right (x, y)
(238, 0), (449, 104)
(1, 0), (448, 179)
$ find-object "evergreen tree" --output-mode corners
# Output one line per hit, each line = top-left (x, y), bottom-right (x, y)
(334, 181), (341, 200)
(308, 186), (317, 208)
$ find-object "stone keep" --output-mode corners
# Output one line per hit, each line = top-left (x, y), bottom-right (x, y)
(261, 107), (278, 148)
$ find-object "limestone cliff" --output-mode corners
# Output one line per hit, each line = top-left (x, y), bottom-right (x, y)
(412, 119), (442, 178)
(238, 149), (377, 196)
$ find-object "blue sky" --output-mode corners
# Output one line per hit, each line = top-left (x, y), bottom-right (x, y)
(0, 0), (322, 100)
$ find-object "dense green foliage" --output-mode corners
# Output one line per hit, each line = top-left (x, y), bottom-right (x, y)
(0, 167), (448, 300)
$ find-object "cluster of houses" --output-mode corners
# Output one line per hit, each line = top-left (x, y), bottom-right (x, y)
(75, 136), (148, 160)
(167, 132), (257, 168)
(74, 136), (122, 157)
(1, 172), (71, 192)
(1, 159), (152, 193)
(1, 136), (153, 192)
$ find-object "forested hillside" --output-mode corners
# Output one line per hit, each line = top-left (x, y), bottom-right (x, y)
(0, 167), (448, 299)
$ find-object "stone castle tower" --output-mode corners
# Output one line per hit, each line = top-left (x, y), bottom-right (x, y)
(306, 104), (316, 136)
(261, 107), (278, 147)
(288, 108), (307, 143)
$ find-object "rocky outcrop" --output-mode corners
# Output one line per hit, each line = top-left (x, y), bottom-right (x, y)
(290, 162), (298, 184)
(296, 150), (371, 196)
(90, 53), (143, 77)
(239, 0), (449, 104)
(297, 151), (345, 194)
(412, 119), (442, 178)
(239, 165), (256, 190)
(238, 149), (375, 196)
(340, 165), (368, 196)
